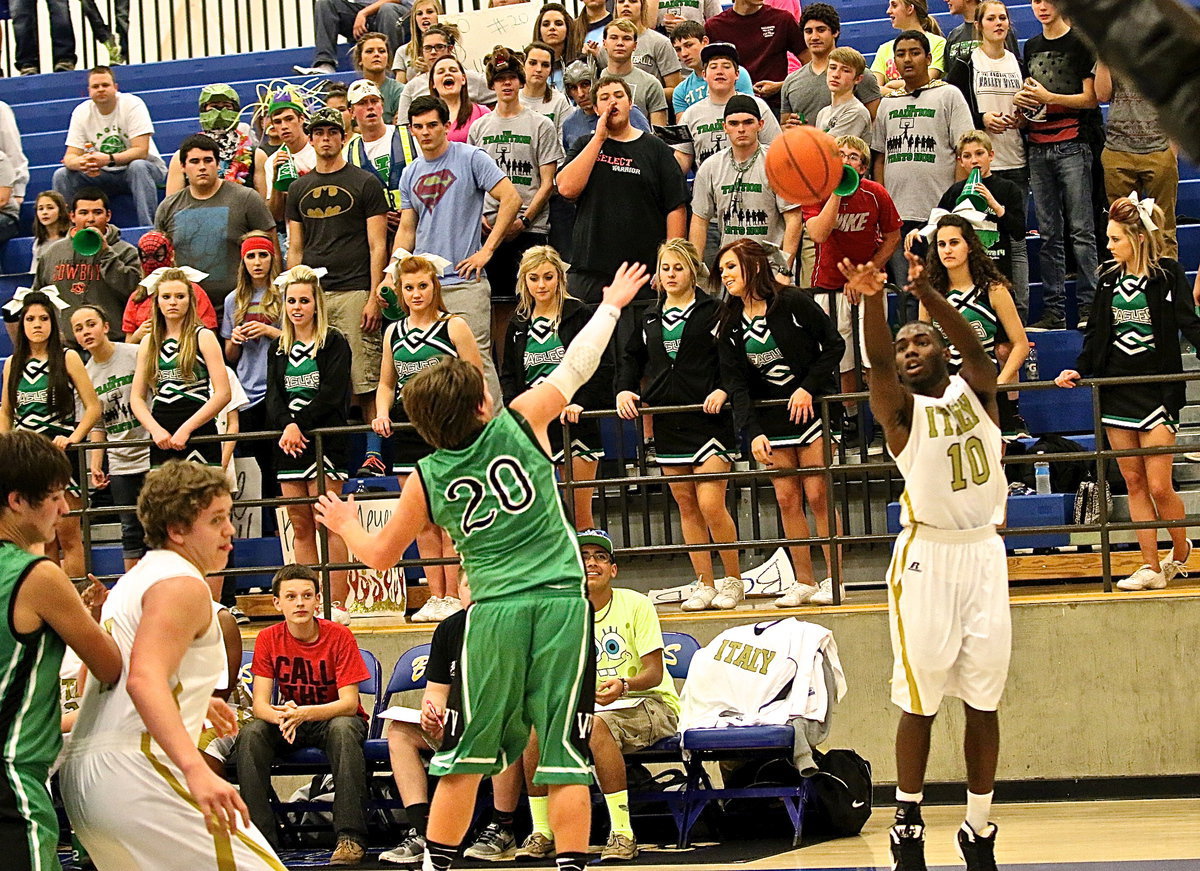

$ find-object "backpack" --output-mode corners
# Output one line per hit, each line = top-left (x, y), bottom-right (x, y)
(1017, 434), (1089, 493)
(806, 748), (873, 838)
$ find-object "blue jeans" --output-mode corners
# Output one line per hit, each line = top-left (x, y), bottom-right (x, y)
(312, 0), (406, 67)
(107, 472), (146, 562)
(1028, 140), (1098, 319)
(10, 0), (75, 70)
(993, 166), (1031, 322)
(53, 160), (166, 228)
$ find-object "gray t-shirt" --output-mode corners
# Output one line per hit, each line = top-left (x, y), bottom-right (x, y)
(815, 99), (873, 140)
(86, 341), (150, 475)
(519, 90), (576, 143)
(597, 29), (685, 84)
(1104, 76), (1169, 155)
(468, 108), (564, 233)
(154, 181), (275, 312)
(871, 81), (974, 221)
(691, 145), (798, 251)
(780, 61), (882, 123)
(606, 66), (669, 119)
(674, 94), (782, 168)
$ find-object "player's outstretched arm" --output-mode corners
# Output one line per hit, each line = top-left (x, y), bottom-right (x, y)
(512, 261), (650, 444)
(315, 472), (431, 572)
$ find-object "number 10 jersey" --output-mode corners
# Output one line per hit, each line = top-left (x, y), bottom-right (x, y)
(892, 375), (1006, 530)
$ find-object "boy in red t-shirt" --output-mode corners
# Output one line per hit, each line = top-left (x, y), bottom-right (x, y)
(234, 565), (370, 865)
(801, 135), (902, 447)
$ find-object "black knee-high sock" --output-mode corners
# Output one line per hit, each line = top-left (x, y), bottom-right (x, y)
(405, 801), (430, 837)
(556, 851), (589, 871)
(423, 838), (458, 871)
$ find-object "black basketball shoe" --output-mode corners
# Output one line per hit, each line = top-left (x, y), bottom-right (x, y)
(957, 821), (998, 870)
(890, 821), (927, 870)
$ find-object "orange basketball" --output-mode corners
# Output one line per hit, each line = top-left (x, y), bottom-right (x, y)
(765, 126), (842, 206)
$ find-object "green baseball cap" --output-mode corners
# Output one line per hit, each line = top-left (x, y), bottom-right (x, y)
(577, 528), (614, 554)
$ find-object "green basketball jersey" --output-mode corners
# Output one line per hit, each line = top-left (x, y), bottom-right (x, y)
(15, 357), (74, 437)
(523, 317), (565, 387)
(660, 302), (694, 361)
(0, 543), (64, 769)
(154, 333), (210, 406)
(391, 318), (457, 399)
(418, 410), (585, 603)
(1112, 275), (1155, 358)
(284, 341), (320, 414)
(942, 284), (999, 369)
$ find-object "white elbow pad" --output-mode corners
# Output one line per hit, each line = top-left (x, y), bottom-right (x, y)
(544, 303), (621, 402)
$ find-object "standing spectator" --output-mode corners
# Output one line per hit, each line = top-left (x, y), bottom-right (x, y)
(393, 0), (443, 83)
(155, 134), (277, 326)
(235, 565), (370, 863)
(561, 60), (653, 150)
(780, 4), (882, 127)
(1014, 0), (1099, 330)
(36, 187), (141, 341)
(10, 0), (76, 75)
(1094, 62), (1179, 261)
(254, 87), (318, 227)
(533, 2), (584, 88)
(430, 56), (492, 142)
(689, 95), (801, 265)
(470, 49), (563, 312)
(943, 0), (1019, 68)
(673, 44), (781, 175)
(0, 152), (22, 248)
(559, 78), (688, 303)
(72, 304), (149, 571)
(0, 100), (30, 205)
(122, 231), (218, 343)
(294, 0), (405, 76)
(871, 32), (973, 309)
(53, 67), (168, 228)
(31, 191), (70, 279)
(871, 0), (946, 95)
(391, 94), (522, 407)
(353, 32), (406, 123)
(580, 0), (612, 45)
(595, 0), (684, 89)
(520, 42), (575, 142)
(325, 82), (354, 132)
(164, 84), (256, 195)
(705, 0), (808, 114)
(345, 79), (420, 241)
(815, 48), (874, 140)
(395, 26), (496, 122)
(597, 19), (669, 127)
(658, 0), (720, 31)
(286, 106), (389, 472)
(671, 22), (755, 116)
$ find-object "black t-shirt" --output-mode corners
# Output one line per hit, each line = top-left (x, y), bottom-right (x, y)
(285, 163), (389, 291)
(427, 607), (466, 686)
(943, 19), (1020, 68)
(566, 132), (689, 278)
(1022, 29), (1096, 145)
(937, 173), (1026, 281)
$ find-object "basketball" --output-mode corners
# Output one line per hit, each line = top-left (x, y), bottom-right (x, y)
(765, 126), (842, 206)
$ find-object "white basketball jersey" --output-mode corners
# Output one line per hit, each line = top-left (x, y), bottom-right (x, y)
(70, 550), (224, 749)
(892, 375), (1006, 530)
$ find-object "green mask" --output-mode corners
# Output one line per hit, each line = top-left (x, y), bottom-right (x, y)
(200, 107), (240, 131)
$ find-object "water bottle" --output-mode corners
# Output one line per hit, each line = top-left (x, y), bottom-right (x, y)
(1034, 461), (1051, 495)
(1024, 342), (1038, 382)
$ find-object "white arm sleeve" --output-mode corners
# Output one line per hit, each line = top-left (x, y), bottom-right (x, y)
(544, 303), (621, 403)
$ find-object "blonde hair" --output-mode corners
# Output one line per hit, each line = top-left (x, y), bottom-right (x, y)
(957, 129), (993, 155)
(974, 0), (1009, 41)
(604, 17), (639, 40)
(278, 266), (332, 356)
(232, 231), (282, 326)
(835, 134), (870, 162)
(397, 256), (451, 317)
(144, 268), (204, 387)
(405, 0), (444, 70)
(656, 239), (703, 293)
(828, 46), (866, 78)
(1106, 196), (1166, 277)
(516, 245), (570, 326)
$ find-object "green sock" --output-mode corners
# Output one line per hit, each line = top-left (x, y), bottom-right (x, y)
(529, 794), (552, 838)
(604, 790), (633, 839)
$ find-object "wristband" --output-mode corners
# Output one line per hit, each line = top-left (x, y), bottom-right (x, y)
(518, 214), (531, 230)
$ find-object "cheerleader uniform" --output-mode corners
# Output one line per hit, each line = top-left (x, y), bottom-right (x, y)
(13, 355), (81, 493)
(718, 287), (844, 450)
(149, 329), (221, 466)
(266, 330), (351, 480)
(501, 298), (608, 464)
(617, 288), (737, 465)
(388, 316), (459, 474)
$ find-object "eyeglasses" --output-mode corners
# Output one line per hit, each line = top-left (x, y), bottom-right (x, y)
(423, 42), (450, 53)
(582, 551), (612, 564)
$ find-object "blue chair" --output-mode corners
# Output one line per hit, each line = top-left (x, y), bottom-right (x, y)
(661, 632), (700, 680)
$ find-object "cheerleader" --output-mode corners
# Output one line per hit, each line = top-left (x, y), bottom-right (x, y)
(1056, 196), (1200, 590)
(716, 239), (846, 606)
(266, 266), (353, 614)
(130, 268), (231, 467)
(374, 255), (483, 623)
(0, 289), (101, 578)
(501, 245), (609, 531)
(617, 240), (742, 611)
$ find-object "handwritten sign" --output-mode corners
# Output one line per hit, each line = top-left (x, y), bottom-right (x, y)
(442, 1), (535, 72)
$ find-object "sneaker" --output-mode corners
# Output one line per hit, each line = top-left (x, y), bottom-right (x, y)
(600, 831), (638, 862)
(355, 455), (388, 478)
(380, 832), (425, 865)
(53, 61), (75, 72)
(711, 576), (745, 610)
(1027, 312), (1065, 331)
(437, 596), (464, 619)
(680, 581), (718, 612)
(1163, 545), (1191, 584)
(1007, 413), (1031, 440)
(775, 581), (819, 608)
(229, 605), (250, 625)
(514, 832), (555, 860)
(1116, 565), (1166, 591)
(104, 36), (124, 63)
(294, 63), (337, 76)
(956, 821), (998, 871)
(464, 822), (517, 860)
(410, 596), (443, 623)
(330, 836), (366, 866)
(329, 603), (352, 625)
(840, 414), (861, 449)
(889, 822), (927, 871)
(1075, 304), (1091, 331)
(17, 67), (37, 76)
(810, 577), (845, 605)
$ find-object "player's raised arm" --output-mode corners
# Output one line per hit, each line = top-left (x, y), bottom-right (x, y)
(315, 472), (432, 572)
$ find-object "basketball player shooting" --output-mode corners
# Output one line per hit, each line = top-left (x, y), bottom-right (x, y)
(839, 252), (1010, 871)
(315, 261), (649, 871)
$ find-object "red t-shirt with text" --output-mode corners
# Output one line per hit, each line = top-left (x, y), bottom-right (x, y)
(801, 178), (902, 291)
(252, 618), (370, 719)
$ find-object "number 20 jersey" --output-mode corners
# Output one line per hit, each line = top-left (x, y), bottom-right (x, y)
(418, 409), (586, 603)
(892, 375), (1006, 530)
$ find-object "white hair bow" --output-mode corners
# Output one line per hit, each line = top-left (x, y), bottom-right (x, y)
(273, 266), (329, 287)
(918, 200), (989, 240)
(3, 285), (71, 317)
(137, 266), (210, 291)
(387, 248), (454, 278)
(1128, 191), (1159, 233)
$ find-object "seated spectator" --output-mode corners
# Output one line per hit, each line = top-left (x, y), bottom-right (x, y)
(395, 25), (496, 122)
(532, 2), (584, 89)
(596, 19), (668, 127)
(35, 187), (141, 342)
(0, 99), (30, 206)
(670, 21), (754, 116)
(165, 84), (256, 195)
(781, 4), (881, 127)
(293, 0), (404, 77)
(815, 48), (872, 139)
(518, 530), (679, 862)
(325, 81), (353, 132)
(393, 0), (443, 83)
(123, 230), (218, 343)
(871, 0), (946, 94)
(560, 61), (652, 152)
(353, 32), (405, 124)
(53, 66), (168, 228)
(0, 150), (22, 249)
(430, 55), (491, 142)
(31, 191), (70, 279)
(234, 565), (371, 865)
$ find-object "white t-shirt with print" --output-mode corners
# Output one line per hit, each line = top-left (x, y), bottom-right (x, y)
(65, 92), (166, 171)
